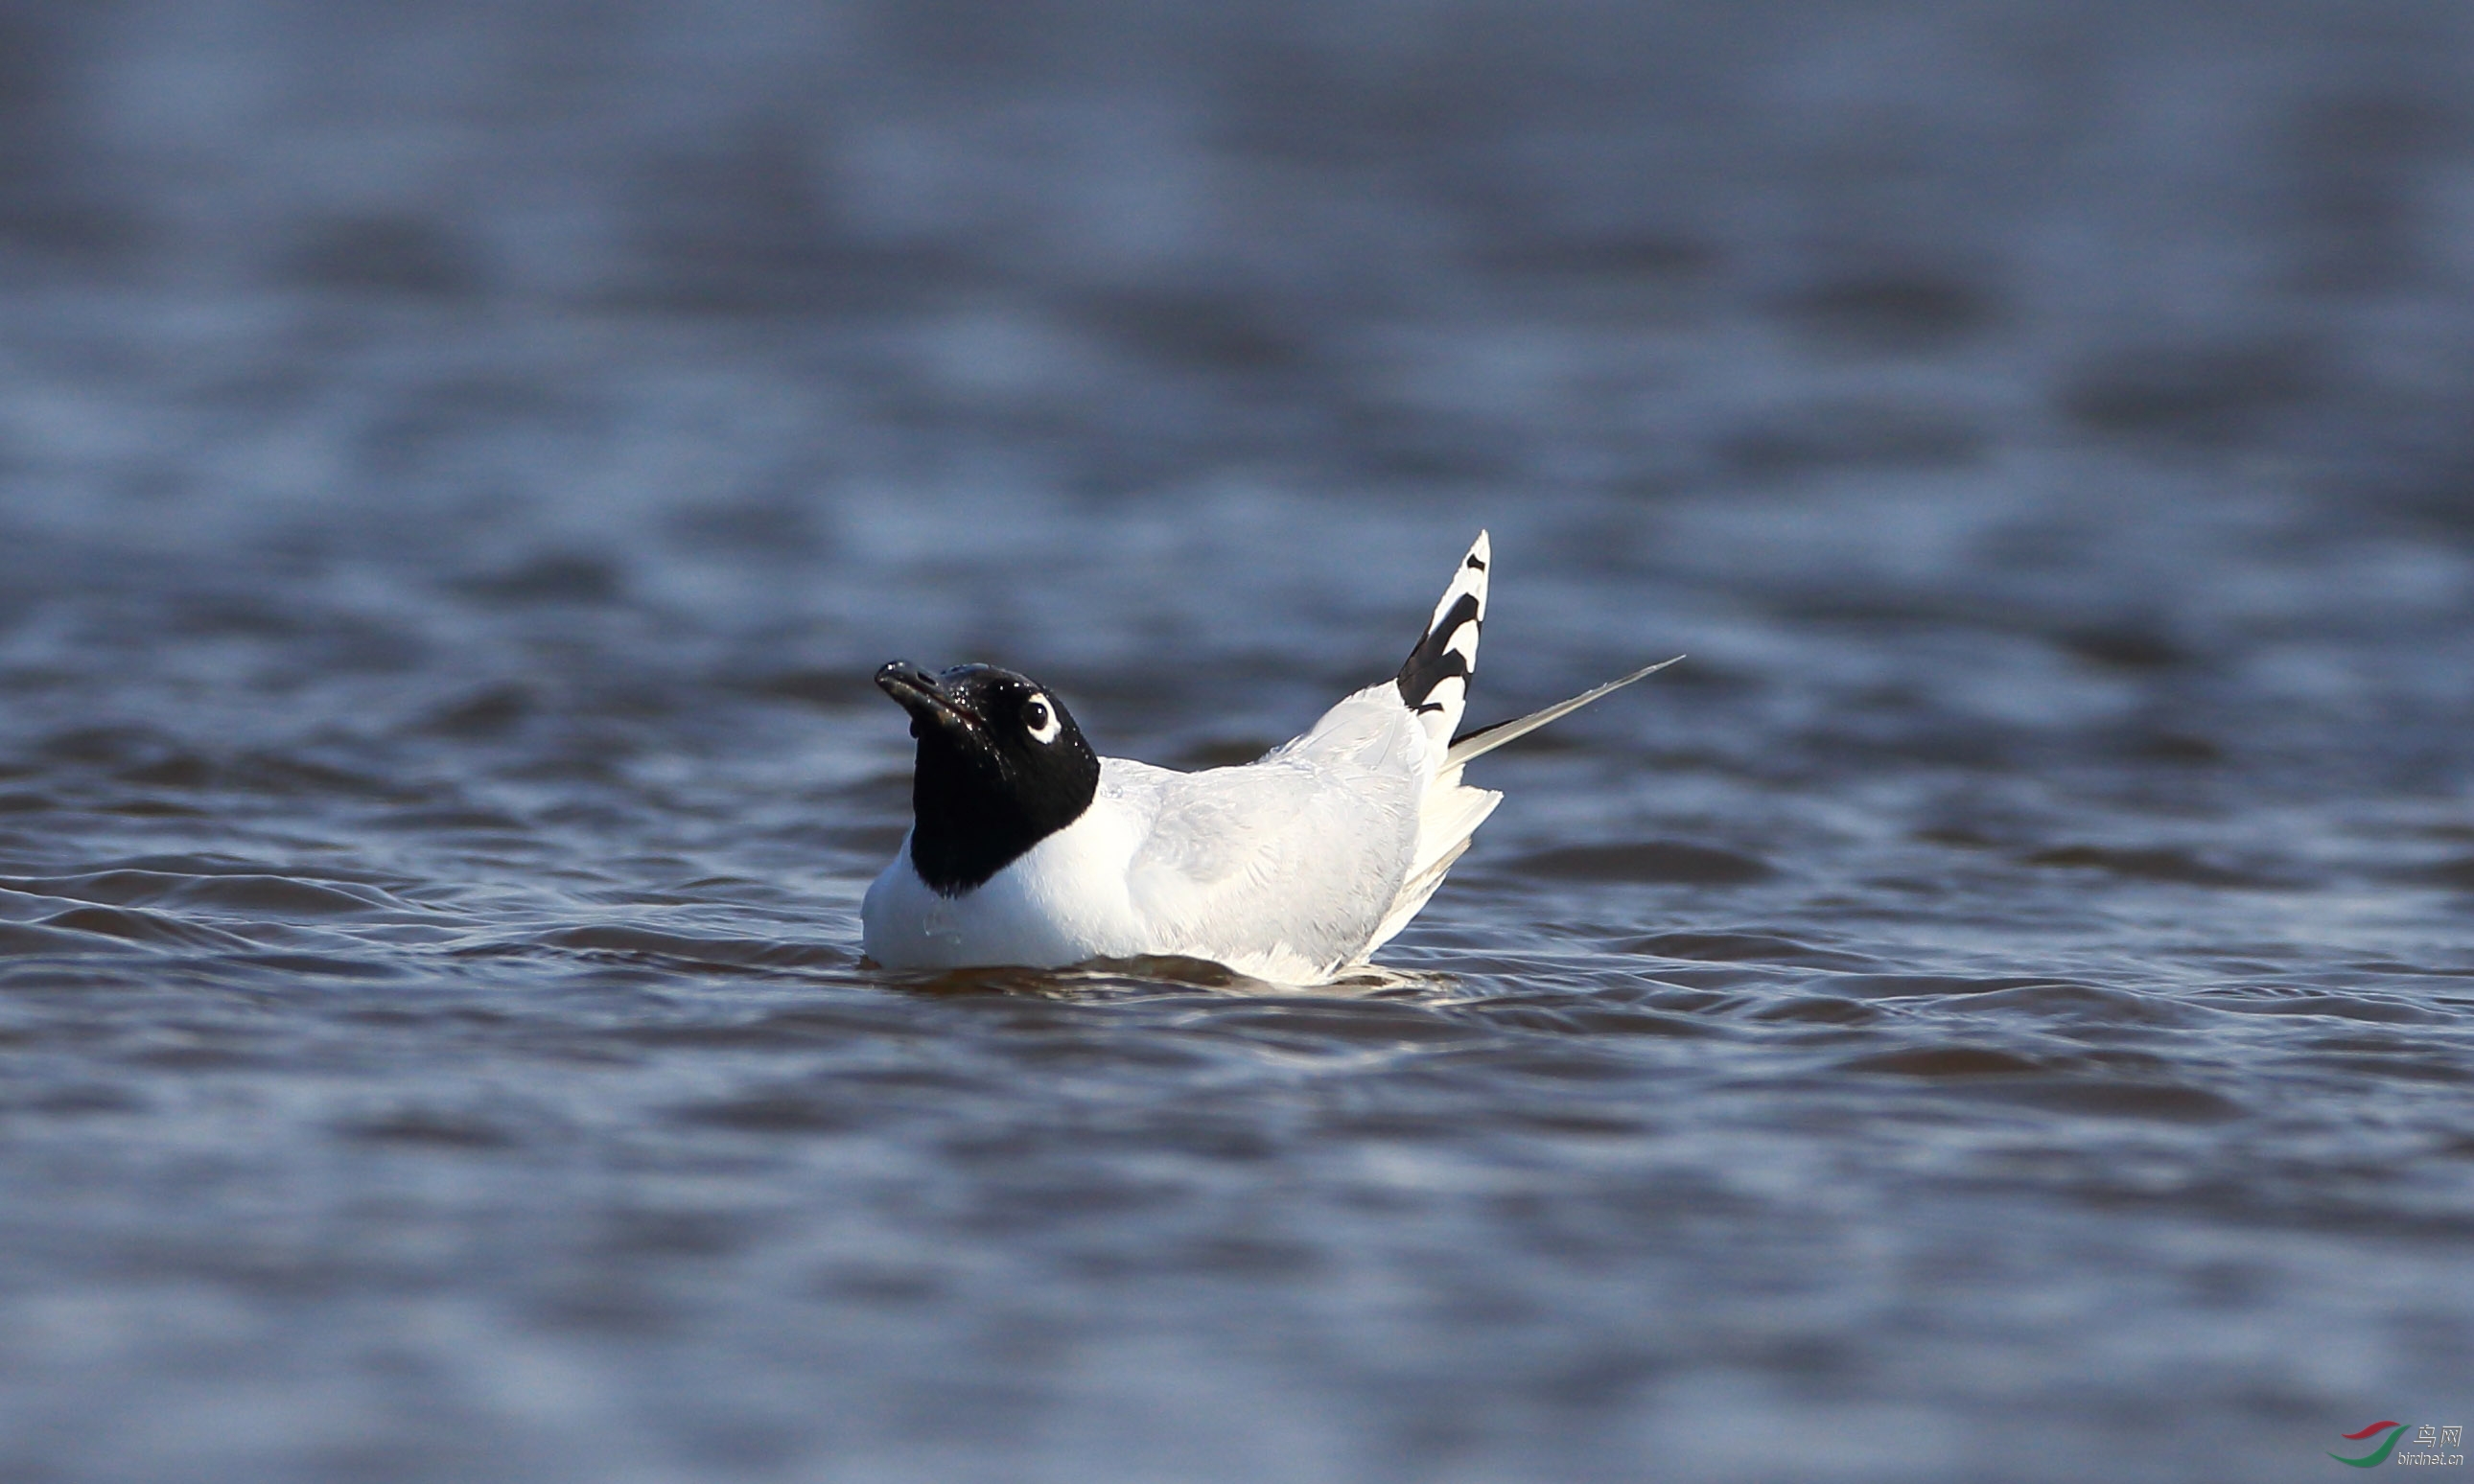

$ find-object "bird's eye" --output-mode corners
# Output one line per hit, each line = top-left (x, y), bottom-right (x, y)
(1022, 696), (1061, 744)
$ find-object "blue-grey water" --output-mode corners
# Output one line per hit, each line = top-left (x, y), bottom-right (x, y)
(2, 4), (2472, 1481)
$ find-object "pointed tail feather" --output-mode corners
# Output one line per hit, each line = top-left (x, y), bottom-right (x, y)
(1445, 656), (1684, 768)
(1359, 653), (1678, 964)
(1395, 531), (1490, 752)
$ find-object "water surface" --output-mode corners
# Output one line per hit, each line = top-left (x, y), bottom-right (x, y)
(2, 5), (2473, 1481)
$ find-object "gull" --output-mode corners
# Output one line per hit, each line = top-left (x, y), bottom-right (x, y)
(861, 532), (1681, 983)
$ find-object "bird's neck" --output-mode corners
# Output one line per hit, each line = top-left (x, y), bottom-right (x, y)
(906, 738), (1096, 896)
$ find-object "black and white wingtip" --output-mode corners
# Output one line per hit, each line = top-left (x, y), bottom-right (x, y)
(1395, 530), (1490, 749)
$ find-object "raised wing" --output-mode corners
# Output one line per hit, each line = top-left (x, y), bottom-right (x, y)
(1394, 529), (1489, 752)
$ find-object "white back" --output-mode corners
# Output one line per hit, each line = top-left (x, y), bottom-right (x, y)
(1117, 684), (1431, 978)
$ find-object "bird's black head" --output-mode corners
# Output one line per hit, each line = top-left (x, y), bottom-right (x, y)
(875, 661), (1101, 896)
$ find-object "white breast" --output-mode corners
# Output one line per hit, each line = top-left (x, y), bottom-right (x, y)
(861, 796), (1149, 971)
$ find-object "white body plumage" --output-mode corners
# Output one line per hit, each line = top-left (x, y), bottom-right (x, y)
(865, 683), (1470, 982)
(860, 532), (1677, 984)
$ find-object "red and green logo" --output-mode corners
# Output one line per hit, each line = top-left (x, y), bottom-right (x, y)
(2332, 1421), (2406, 1468)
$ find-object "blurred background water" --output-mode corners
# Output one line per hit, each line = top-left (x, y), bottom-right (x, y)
(1, 3), (2471, 1480)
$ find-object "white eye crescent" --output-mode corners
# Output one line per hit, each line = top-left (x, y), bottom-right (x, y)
(1023, 695), (1061, 744)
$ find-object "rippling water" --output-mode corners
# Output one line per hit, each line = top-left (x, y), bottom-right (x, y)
(4, 5), (2474, 1481)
